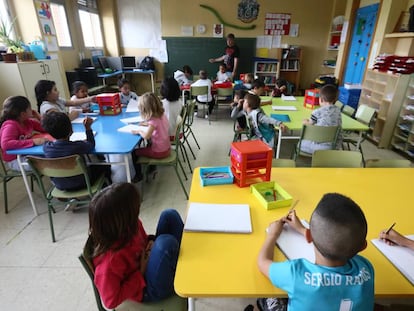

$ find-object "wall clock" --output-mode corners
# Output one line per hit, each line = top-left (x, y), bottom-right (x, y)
(196, 24), (206, 34)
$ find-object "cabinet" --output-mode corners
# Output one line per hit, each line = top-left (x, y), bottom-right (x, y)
(391, 75), (414, 157)
(358, 70), (410, 147)
(0, 60), (68, 110)
(253, 57), (279, 88)
(279, 47), (301, 93)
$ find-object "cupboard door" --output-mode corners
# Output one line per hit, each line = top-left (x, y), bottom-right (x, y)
(43, 60), (66, 100)
(18, 62), (46, 110)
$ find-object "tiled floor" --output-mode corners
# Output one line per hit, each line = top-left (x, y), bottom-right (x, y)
(0, 109), (413, 311)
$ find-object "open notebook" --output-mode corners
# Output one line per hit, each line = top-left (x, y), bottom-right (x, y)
(184, 203), (252, 233)
(117, 124), (149, 135)
(371, 235), (414, 285)
(69, 131), (96, 142)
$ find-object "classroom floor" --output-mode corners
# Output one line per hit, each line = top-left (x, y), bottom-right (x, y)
(1, 108), (413, 311)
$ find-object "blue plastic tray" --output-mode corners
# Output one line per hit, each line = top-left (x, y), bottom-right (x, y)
(199, 166), (234, 186)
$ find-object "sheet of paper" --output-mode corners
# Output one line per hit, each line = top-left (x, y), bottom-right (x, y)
(120, 116), (144, 124)
(126, 98), (139, 112)
(276, 220), (315, 262)
(371, 235), (414, 285)
(281, 95), (297, 101)
(69, 131), (96, 142)
(184, 203), (252, 233)
(272, 105), (297, 111)
(71, 117), (97, 124)
(117, 124), (148, 134)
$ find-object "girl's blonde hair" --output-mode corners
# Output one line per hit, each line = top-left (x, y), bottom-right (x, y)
(138, 92), (165, 120)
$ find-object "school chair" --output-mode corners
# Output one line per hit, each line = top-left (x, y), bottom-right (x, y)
(26, 155), (106, 242)
(214, 87), (233, 119)
(341, 104), (355, 117)
(78, 236), (188, 311)
(334, 100), (344, 110)
(190, 85), (211, 124)
(172, 105), (192, 174)
(183, 99), (201, 160)
(272, 158), (296, 167)
(292, 125), (340, 161)
(228, 114), (251, 156)
(0, 149), (36, 214)
(311, 150), (363, 168)
(365, 159), (412, 168)
(137, 118), (189, 200)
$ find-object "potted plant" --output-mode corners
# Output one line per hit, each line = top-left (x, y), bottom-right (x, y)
(0, 17), (24, 62)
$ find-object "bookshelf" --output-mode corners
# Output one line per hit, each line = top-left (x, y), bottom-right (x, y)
(279, 47), (302, 94)
(253, 57), (279, 88)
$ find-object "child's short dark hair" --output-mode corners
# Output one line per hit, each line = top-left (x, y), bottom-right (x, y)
(275, 78), (287, 88)
(35, 79), (56, 112)
(41, 111), (72, 139)
(319, 84), (338, 103)
(252, 78), (265, 89)
(161, 77), (180, 102)
(244, 93), (261, 109)
(199, 70), (208, 79)
(310, 193), (367, 262)
(72, 81), (87, 94)
(235, 89), (247, 99)
(183, 65), (193, 75)
(117, 78), (130, 88)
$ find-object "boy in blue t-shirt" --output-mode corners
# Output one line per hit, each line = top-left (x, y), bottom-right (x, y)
(255, 193), (374, 311)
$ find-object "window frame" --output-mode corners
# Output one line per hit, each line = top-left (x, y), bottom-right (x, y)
(77, 0), (103, 49)
(50, 0), (73, 49)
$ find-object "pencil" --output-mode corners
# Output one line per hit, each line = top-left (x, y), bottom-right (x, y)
(385, 222), (396, 234)
(289, 200), (299, 213)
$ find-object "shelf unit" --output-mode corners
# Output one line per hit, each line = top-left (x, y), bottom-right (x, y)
(253, 57), (279, 88)
(358, 70), (411, 148)
(391, 75), (414, 158)
(279, 47), (301, 93)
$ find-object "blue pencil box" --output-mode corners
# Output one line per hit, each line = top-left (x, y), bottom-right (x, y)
(271, 114), (291, 122)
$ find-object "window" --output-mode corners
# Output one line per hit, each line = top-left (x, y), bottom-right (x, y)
(78, 0), (102, 48)
(50, 1), (72, 47)
(0, 0), (15, 50)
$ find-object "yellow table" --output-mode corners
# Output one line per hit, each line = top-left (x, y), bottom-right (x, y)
(260, 97), (369, 158)
(175, 168), (414, 310)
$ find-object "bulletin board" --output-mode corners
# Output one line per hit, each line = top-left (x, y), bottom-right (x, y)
(264, 13), (291, 35)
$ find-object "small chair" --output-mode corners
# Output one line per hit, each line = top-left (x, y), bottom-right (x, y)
(311, 150), (363, 168)
(79, 236), (187, 311)
(26, 155), (106, 242)
(293, 125), (340, 160)
(228, 114), (251, 156)
(0, 149), (35, 213)
(334, 100), (344, 110)
(172, 106), (192, 174)
(342, 104), (356, 117)
(190, 85), (211, 124)
(272, 158), (297, 167)
(183, 99), (201, 160)
(137, 119), (189, 200)
(365, 159), (411, 168)
(214, 87), (233, 119)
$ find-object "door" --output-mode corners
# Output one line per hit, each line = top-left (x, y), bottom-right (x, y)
(343, 3), (379, 84)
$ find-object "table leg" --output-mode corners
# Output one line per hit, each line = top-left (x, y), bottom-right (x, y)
(276, 129), (282, 159)
(17, 155), (38, 216)
(188, 297), (195, 311)
(355, 132), (363, 150)
(124, 154), (131, 182)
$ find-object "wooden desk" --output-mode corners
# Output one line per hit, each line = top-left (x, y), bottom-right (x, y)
(175, 168), (414, 310)
(260, 97), (369, 158)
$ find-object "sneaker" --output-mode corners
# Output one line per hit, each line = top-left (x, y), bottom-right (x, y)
(257, 298), (288, 311)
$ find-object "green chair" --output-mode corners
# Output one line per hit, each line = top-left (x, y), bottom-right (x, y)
(183, 99), (201, 160)
(293, 125), (340, 161)
(214, 87), (233, 119)
(79, 236), (188, 311)
(228, 114), (252, 156)
(272, 158), (296, 167)
(172, 106), (192, 174)
(190, 85), (211, 124)
(311, 150), (363, 168)
(342, 105), (355, 117)
(26, 155), (106, 242)
(137, 119), (189, 200)
(334, 100), (344, 110)
(0, 149), (35, 213)
(365, 159), (412, 168)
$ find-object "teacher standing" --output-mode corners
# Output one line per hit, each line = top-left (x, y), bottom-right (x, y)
(209, 33), (240, 80)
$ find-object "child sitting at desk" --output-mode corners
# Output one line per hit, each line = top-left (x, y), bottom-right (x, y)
(89, 183), (183, 308)
(71, 80), (93, 112)
(174, 65), (193, 86)
(0, 96), (48, 171)
(35, 79), (96, 121)
(191, 70), (214, 118)
(249, 79), (265, 96)
(160, 77), (183, 140)
(216, 63), (231, 82)
(254, 193), (374, 311)
(271, 79), (288, 98)
(118, 78), (138, 107)
(379, 228), (414, 250)
(42, 111), (111, 192)
(243, 73), (254, 90)
(300, 84), (342, 154)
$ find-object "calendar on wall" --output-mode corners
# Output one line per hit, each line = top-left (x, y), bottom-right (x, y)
(264, 13), (291, 35)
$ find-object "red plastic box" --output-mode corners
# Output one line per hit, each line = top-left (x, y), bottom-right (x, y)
(304, 89), (320, 109)
(97, 93), (122, 115)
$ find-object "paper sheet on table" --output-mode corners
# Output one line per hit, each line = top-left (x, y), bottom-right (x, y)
(69, 131), (96, 141)
(71, 117), (97, 124)
(120, 116), (144, 124)
(281, 95), (297, 101)
(126, 98), (139, 112)
(371, 235), (414, 285)
(117, 124), (148, 134)
(272, 105), (297, 111)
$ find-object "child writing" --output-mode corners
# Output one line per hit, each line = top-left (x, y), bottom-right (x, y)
(160, 77), (183, 140)
(71, 80), (93, 112)
(256, 193), (374, 311)
(174, 65), (193, 86)
(132, 92), (171, 181)
(42, 111), (111, 191)
(216, 63), (231, 82)
(118, 78), (138, 107)
(35, 79), (95, 120)
(191, 70), (214, 118)
(379, 228), (414, 250)
(271, 79), (288, 97)
(0, 96), (47, 171)
(89, 183), (184, 308)
(300, 84), (342, 154)
(231, 93), (287, 148)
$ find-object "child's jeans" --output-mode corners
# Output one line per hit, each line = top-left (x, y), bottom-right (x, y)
(7, 157), (32, 171)
(142, 209), (184, 302)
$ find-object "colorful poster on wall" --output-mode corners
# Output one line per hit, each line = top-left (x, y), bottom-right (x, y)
(40, 19), (55, 36)
(35, 1), (52, 20)
(264, 13), (291, 36)
(44, 35), (58, 52)
(213, 24), (223, 38)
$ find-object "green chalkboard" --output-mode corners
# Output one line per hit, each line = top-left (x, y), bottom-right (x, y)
(163, 37), (256, 80)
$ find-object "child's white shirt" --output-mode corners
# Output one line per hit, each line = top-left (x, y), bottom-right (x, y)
(216, 71), (230, 82)
(191, 79), (213, 102)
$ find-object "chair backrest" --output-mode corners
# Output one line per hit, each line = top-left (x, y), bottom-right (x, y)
(190, 85), (208, 97)
(334, 100), (343, 110)
(300, 125), (340, 146)
(0, 148), (8, 176)
(272, 159), (296, 167)
(365, 159), (412, 168)
(342, 105), (355, 117)
(173, 117), (185, 148)
(185, 99), (196, 128)
(216, 87), (234, 97)
(312, 150), (363, 168)
(354, 104), (376, 125)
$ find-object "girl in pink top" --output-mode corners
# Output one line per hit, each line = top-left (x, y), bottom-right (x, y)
(0, 96), (48, 171)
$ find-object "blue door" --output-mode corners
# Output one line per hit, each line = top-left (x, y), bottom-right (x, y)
(343, 3), (379, 84)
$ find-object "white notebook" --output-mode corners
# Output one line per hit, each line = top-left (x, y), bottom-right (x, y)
(281, 95), (297, 101)
(272, 105), (297, 111)
(69, 131), (96, 142)
(71, 117), (97, 124)
(120, 116), (143, 124)
(371, 235), (414, 285)
(275, 220), (315, 262)
(126, 98), (139, 112)
(117, 124), (148, 135)
(184, 203), (252, 233)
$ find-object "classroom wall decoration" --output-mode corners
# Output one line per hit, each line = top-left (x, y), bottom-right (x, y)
(237, 0), (260, 23)
(264, 13), (291, 36)
(34, 0), (58, 52)
(213, 24), (224, 38)
(200, 4), (256, 30)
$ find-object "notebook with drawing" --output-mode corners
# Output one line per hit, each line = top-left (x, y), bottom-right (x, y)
(184, 203), (252, 233)
(371, 235), (414, 285)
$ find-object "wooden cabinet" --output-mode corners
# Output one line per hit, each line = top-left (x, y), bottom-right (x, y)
(391, 75), (414, 157)
(253, 57), (279, 88)
(0, 60), (68, 110)
(279, 47), (301, 93)
(358, 70), (410, 147)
